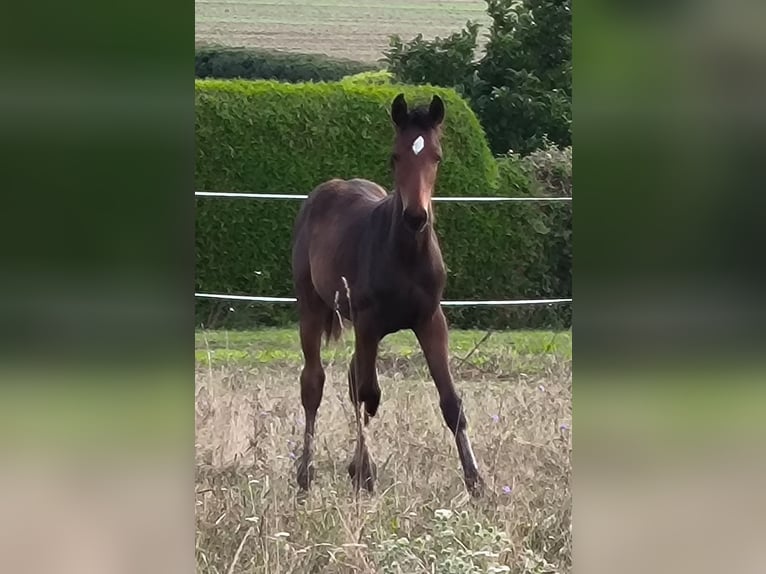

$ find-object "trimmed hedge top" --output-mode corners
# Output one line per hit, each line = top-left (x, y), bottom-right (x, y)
(195, 79), (497, 197)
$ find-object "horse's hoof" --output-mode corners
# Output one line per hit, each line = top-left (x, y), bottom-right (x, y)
(465, 473), (485, 498)
(297, 458), (315, 491)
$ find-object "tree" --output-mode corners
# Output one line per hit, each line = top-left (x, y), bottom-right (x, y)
(383, 0), (571, 155)
(384, 22), (479, 96)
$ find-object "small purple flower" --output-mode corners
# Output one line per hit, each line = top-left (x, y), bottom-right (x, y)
(502, 485), (512, 495)
(560, 423), (570, 431)
(288, 452), (297, 460)
(538, 384), (545, 392)
(491, 414), (500, 423)
(259, 411), (270, 417)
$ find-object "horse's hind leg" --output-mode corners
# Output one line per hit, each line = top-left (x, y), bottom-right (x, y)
(414, 309), (485, 497)
(296, 308), (326, 491)
(346, 326), (380, 493)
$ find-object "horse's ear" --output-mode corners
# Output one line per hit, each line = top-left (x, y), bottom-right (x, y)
(429, 95), (445, 126)
(391, 93), (408, 129)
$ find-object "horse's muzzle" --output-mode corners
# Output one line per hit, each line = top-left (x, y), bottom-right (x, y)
(402, 208), (429, 233)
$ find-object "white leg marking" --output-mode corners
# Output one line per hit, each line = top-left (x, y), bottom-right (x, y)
(457, 429), (478, 470)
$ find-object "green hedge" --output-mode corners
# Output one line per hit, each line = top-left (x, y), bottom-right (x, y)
(195, 79), (571, 330)
(195, 46), (376, 83)
(339, 70), (395, 86)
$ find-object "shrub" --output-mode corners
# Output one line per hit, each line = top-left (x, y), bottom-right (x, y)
(195, 80), (571, 330)
(384, 23), (480, 92)
(195, 45), (375, 83)
(371, 508), (514, 574)
(517, 140), (572, 197)
(383, 0), (571, 156)
(370, 507), (563, 573)
(339, 70), (395, 85)
(484, 154), (572, 328)
(440, 153), (571, 330)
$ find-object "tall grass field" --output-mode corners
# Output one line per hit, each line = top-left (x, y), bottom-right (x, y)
(195, 328), (572, 573)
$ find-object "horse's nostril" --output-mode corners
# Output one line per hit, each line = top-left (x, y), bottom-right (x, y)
(402, 209), (428, 232)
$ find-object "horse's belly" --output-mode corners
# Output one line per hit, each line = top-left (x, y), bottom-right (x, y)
(306, 228), (361, 306)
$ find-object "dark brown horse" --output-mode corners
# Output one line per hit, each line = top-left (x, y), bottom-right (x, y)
(290, 93), (484, 496)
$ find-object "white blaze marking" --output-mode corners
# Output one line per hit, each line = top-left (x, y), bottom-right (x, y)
(412, 135), (425, 155)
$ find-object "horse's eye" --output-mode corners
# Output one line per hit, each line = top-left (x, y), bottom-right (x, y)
(436, 155), (443, 164)
(391, 153), (400, 163)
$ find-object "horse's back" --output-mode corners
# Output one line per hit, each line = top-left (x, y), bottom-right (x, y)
(346, 178), (389, 201)
(298, 177), (388, 229)
(292, 178), (389, 308)
(309, 178), (387, 212)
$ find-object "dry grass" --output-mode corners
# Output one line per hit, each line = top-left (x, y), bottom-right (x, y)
(195, 328), (571, 573)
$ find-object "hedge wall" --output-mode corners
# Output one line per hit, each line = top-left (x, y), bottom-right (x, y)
(195, 46), (376, 83)
(195, 79), (571, 330)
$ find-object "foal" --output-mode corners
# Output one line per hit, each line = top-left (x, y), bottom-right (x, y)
(290, 93), (484, 496)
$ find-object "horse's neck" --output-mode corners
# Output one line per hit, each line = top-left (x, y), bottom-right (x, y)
(386, 191), (432, 263)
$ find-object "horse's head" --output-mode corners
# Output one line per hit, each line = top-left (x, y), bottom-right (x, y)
(390, 93), (445, 233)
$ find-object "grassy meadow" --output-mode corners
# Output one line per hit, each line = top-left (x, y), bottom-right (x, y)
(195, 328), (571, 573)
(195, 0), (489, 62)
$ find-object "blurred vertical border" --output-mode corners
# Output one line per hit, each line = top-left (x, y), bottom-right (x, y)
(0, 0), (193, 572)
(575, 1), (766, 573)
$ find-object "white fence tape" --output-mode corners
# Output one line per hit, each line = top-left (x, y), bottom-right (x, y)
(195, 293), (571, 307)
(195, 190), (571, 308)
(195, 191), (571, 202)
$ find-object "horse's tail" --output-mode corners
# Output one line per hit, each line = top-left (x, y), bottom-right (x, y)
(323, 307), (343, 346)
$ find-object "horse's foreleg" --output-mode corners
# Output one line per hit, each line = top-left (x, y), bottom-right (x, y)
(297, 312), (325, 491)
(347, 329), (380, 493)
(415, 309), (484, 497)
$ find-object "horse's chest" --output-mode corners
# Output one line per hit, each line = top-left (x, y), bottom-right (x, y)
(369, 272), (441, 330)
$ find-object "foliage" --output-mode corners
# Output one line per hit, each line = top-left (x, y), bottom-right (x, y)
(476, 0), (571, 154)
(197, 79), (493, 328)
(195, 45), (375, 83)
(371, 509), (514, 574)
(383, 0), (571, 155)
(442, 151), (571, 329)
(339, 70), (395, 85)
(517, 139), (572, 197)
(385, 22), (480, 92)
(195, 79), (571, 330)
(195, 79), (570, 330)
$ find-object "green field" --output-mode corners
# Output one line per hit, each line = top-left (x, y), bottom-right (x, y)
(196, 328), (572, 573)
(195, 0), (489, 62)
